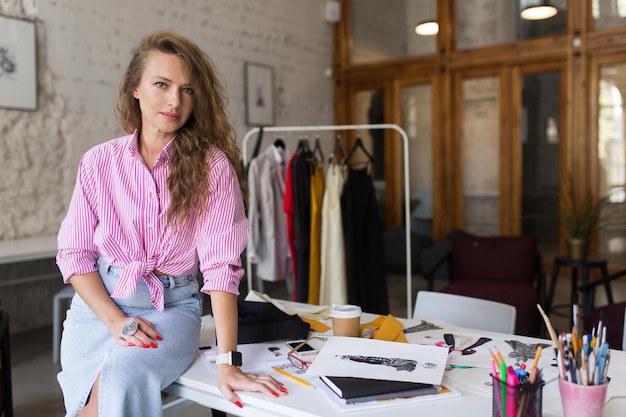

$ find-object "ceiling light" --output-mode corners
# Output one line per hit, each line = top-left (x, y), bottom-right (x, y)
(520, 3), (558, 20)
(415, 20), (439, 36)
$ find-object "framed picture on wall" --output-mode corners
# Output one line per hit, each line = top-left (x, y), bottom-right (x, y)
(244, 62), (275, 126)
(0, 14), (38, 111)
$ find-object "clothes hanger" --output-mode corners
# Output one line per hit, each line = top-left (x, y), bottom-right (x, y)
(342, 137), (374, 166)
(330, 134), (347, 164)
(297, 135), (310, 152)
(312, 136), (324, 163)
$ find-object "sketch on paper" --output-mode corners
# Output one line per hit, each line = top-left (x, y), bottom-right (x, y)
(0, 46), (17, 78)
(337, 354), (438, 372)
(403, 320), (443, 334)
(0, 15), (37, 110)
(505, 340), (551, 363)
(305, 337), (448, 385)
(244, 62), (274, 126)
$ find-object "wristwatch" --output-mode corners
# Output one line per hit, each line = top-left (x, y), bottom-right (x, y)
(216, 351), (242, 367)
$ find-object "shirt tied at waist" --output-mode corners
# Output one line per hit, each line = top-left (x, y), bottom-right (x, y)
(110, 258), (166, 312)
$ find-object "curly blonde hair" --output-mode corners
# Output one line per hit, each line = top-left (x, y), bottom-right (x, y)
(115, 31), (246, 225)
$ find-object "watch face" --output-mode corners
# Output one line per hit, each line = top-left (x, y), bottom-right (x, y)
(232, 351), (243, 366)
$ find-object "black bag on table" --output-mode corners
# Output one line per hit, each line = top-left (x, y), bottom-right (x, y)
(236, 300), (310, 344)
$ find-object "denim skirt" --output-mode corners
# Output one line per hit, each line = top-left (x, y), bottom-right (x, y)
(58, 259), (202, 417)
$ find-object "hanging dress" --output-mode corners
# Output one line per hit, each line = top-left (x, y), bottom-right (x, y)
(319, 162), (347, 305)
(292, 149), (312, 302)
(341, 167), (389, 315)
(307, 159), (325, 305)
(247, 144), (291, 282)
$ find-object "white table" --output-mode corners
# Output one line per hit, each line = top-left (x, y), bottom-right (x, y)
(164, 313), (626, 417)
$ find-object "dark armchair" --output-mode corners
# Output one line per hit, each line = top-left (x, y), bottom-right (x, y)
(421, 230), (546, 336)
(578, 269), (626, 350)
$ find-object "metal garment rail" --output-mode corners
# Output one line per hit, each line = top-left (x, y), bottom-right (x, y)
(242, 124), (413, 319)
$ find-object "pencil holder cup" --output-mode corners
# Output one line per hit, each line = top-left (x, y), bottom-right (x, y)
(491, 374), (543, 417)
(558, 377), (610, 417)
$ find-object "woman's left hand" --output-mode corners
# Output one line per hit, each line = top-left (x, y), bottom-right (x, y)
(217, 364), (287, 408)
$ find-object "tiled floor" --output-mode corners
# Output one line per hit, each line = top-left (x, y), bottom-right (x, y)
(8, 270), (625, 416)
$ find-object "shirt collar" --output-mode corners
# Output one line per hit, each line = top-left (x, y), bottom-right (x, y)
(127, 130), (174, 166)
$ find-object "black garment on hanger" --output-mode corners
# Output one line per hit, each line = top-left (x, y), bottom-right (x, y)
(292, 149), (313, 303)
(341, 167), (389, 315)
(342, 137), (375, 167)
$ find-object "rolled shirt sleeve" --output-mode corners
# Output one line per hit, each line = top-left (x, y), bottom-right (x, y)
(57, 155), (100, 282)
(197, 152), (249, 295)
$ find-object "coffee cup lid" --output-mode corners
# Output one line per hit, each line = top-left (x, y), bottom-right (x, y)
(330, 304), (362, 318)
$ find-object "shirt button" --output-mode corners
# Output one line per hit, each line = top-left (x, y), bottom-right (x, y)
(148, 223), (154, 228)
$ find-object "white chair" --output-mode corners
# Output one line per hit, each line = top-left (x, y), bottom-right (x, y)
(413, 290), (517, 334)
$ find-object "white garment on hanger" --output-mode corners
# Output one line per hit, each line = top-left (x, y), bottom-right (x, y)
(247, 144), (292, 281)
(319, 162), (347, 305)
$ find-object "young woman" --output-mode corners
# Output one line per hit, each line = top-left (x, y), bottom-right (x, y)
(56, 31), (286, 417)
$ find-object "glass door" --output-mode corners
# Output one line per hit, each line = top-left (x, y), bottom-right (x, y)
(596, 59), (626, 263)
(517, 65), (564, 257)
(459, 74), (502, 235)
(456, 63), (564, 245)
(400, 82), (434, 236)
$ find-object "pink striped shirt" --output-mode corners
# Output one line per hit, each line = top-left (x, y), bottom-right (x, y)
(57, 132), (248, 311)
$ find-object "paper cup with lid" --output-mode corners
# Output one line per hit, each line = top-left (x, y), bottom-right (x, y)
(330, 304), (362, 337)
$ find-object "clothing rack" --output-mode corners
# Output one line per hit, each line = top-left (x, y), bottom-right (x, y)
(242, 124), (413, 318)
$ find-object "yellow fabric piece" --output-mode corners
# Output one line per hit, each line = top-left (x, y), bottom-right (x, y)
(301, 317), (331, 333)
(307, 163), (325, 304)
(359, 314), (408, 343)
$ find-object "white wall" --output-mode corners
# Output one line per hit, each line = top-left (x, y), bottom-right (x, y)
(0, 0), (335, 240)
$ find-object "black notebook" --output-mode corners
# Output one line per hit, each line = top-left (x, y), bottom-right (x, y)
(319, 376), (437, 402)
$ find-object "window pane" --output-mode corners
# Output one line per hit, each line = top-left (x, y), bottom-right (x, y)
(598, 63), (626, 260)
(457, 0), (567, 50)
(401, 84), (433, 235)
(351, 0), (436, 65)
(593, 0), (626, 30)
(462, 77), (500, 235)
(521, 71), (561, 256)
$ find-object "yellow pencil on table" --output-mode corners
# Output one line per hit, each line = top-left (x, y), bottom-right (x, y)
(273, 367), (315, 388)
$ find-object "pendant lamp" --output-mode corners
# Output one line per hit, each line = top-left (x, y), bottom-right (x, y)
(415, 20), (439, 36)
(520, 2), (558, 20)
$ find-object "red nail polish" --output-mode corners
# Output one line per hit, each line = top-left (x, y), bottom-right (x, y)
(272, 392), (279, 398)
(128, 342), (135, 347)
(234, 401), (243, 408)
(280, 387), (288, 393)
(150, 342), (157, 348)
(141, 343), (149, 348)
(156, 335), (163, 341)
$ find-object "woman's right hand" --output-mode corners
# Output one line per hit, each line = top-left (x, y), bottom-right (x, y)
(69, 272), (164, 349)
(110, 316), (163, 348)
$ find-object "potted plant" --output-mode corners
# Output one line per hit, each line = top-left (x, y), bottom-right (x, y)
(560, 186), (605, 260)
(559, 182), (626, 260)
